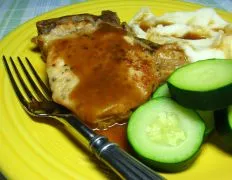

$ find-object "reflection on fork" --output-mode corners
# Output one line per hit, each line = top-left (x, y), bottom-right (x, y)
(2, 56), (164, 180)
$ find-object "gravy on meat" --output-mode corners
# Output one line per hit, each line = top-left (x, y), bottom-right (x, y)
(36, 11), (188, 150)
(49, 23), (147, 127)
(48, 24), (187, 149)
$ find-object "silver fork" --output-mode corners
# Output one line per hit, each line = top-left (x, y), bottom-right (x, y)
(2, 56), (164, 180)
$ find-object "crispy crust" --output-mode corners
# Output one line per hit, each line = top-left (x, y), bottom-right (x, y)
(36, 10), (121, 35)
(33, 10), (160, 59)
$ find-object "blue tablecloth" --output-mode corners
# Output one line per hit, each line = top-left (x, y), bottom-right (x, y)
(0, 0), (231, 40)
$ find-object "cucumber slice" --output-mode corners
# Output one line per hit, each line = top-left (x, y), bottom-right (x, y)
(197, 110), (215, 136)
(152, 83), (171, 98)
(214, 105), (232, 135)
(214, 105), (232, 150)
(167, 59), (232, 110)
(127, 97), (205, 172)
(229, 106), (232, 128)
(152, 83), (214, 136)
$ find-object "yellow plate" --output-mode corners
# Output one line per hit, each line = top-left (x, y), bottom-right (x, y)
(0, 0), (232, 179)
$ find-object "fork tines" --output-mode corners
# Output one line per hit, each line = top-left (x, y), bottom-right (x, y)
(2, 56), (51, 104)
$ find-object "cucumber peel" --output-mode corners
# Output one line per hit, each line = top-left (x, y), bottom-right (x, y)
(214, 105), (232, 150)
(152, 83), (171, 99)
(167, 59), (232, 110)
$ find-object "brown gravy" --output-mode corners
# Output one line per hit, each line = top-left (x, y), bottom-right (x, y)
(182, 32), (206, 40)
(50, 23), (144, 126)
(95, 123), (130, 150)
(139, 22), (173, 32)
(139, 23), (151, 32)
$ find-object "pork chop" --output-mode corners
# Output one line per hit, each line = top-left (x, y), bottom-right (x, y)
(34, 11), (187, 129)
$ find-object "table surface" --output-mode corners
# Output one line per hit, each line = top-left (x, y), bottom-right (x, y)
(0, 0), (231, 40)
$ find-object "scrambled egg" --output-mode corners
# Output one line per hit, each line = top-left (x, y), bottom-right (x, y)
(129, 8), (232, 62)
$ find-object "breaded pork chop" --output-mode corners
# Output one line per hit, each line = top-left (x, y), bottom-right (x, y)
(34, 11), (187, 129)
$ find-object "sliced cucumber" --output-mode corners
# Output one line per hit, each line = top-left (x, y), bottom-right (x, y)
(167, 59), (232, 110)
(214, 105), (232, 150)
(152, 83), (214, 136)
(197, 110), (215, 136)
(152, 83), (171, 99)
(215, 105), (232, 133)
(127, 97), (205, 172)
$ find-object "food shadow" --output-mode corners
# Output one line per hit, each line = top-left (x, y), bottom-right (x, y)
(207, 131), (232, 155)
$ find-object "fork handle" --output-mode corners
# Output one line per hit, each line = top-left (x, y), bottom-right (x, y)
(62, 115), (164, 179)
(90, 136), (164, 180)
